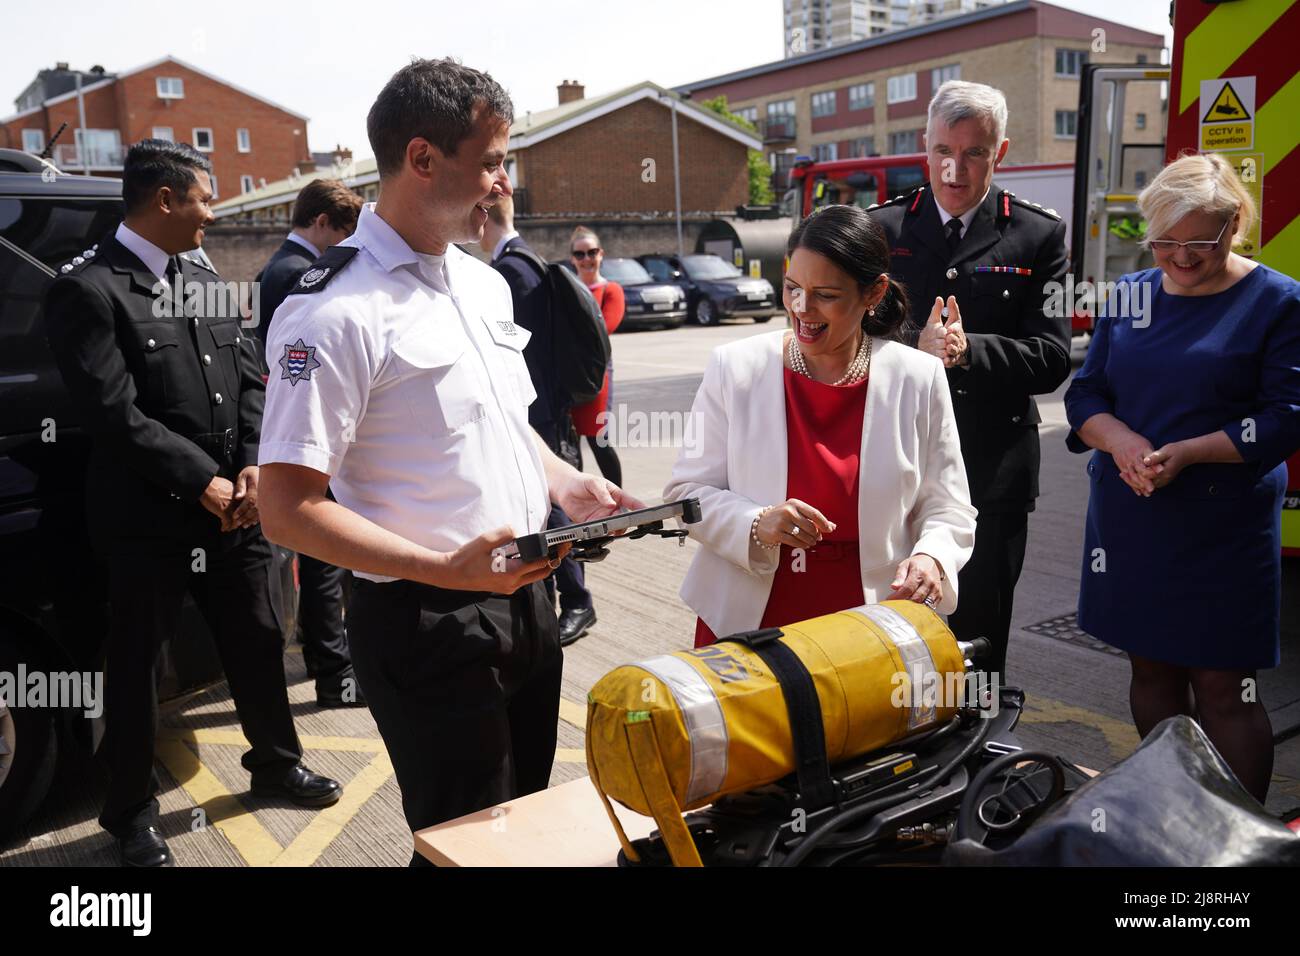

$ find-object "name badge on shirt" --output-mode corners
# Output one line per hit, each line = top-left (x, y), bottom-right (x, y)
(486, 318), (532, 351)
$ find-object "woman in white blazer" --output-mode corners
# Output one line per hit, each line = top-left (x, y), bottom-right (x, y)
(665, 205), (977, 645)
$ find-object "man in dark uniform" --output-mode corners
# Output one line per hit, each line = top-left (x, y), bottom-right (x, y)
(44, 139), (342, 867)
(480, 196), (597, 646)
(869, 81), (1070, 677)
(255, 178), (364, 707)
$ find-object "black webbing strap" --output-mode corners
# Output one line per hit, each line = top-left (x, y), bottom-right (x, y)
(720, 628), (834, 808)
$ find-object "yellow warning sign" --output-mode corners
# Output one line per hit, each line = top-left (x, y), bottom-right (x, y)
(1226, 152), (1263, 257)
(1199, 76), (1255, 151)
(1202, 82), (1250, 123)
(748, 259), (762, 279)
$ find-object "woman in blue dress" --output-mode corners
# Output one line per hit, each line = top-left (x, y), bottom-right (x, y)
(1065, 153), (1300, 803)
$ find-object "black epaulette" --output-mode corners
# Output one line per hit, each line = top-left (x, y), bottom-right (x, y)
(289, 245), (360, 295)
(56, 242), (101, 275)
(1008, 192), (1062, 221)
(867, 183), (926, 214)
(181, 250), (219, 274)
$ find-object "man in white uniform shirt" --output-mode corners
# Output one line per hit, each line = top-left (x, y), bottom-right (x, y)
(258, 59), (639, 863)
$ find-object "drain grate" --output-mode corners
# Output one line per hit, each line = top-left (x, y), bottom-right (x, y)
(1022, 612), (1127, 656)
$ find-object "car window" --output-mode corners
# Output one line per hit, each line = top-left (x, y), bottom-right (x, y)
(642, 258), (673, 281)
(601, 258), (654, 285)
(680, 255), (742, 280)
(0, 195), (123, 436)
(885, 164), (926, 198)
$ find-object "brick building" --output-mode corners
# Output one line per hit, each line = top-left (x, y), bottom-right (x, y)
(682, 0), (1165, 187)
(0, 55), (314, 201)
(508, 81), (760, 217)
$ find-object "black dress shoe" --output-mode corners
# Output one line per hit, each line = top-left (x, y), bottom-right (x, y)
(250, 765), (343, 808)
(119, 826), (172, 867)
(558, 607), (596, 647)
(316, 668), (367, 708)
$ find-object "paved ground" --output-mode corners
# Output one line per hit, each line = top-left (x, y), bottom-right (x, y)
(3, 319), (1297, 866)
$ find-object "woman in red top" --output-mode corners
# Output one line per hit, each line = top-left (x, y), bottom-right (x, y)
(664, 205), (976, 647)
(569, 226), (625, 486)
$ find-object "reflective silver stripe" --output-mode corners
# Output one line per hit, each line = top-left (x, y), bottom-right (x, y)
(852, 605), (939, 729)
(636, 655), (729, 804)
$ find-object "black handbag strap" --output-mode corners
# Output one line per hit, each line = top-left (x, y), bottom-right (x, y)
(720, 629), (834, 808)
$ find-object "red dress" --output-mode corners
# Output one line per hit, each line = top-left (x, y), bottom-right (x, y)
(571, 281), (625, 437)
(695, 367), (868, 647)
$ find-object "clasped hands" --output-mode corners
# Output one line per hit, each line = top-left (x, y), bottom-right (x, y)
(1111, 431), (1191, 496)
(919, 296), (968, 368)
(200, 466), (261, 531)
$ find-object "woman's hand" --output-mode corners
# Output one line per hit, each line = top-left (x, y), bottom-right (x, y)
(888, 553), (944, 608)
(1110, 428), (1159, 497)
(1143, 441), (1195, 490)
(755, 499), (835, 550)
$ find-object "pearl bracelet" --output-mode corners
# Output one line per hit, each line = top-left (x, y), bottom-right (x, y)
(751, 506), (779, 551)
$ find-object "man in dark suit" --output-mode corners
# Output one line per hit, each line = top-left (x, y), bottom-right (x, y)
(480, 196), (596, 645)
(254, 179), (363, 707)
(869, 81), (1070, 677)
(44, 139), (342, 867)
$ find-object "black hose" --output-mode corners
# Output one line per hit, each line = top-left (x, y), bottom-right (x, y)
(953, 749), (1067, 843)
(780, 715), (994, 866)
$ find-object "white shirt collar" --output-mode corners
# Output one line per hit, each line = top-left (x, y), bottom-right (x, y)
(354, 202), (465, 294)
(491, 230), (520, 263)
(286, 231), (321, 258)
(933, 186), (990, 239)
(115, 222), (171, 285)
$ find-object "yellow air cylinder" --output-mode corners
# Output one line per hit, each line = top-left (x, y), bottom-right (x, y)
(586, 601), (967, 866)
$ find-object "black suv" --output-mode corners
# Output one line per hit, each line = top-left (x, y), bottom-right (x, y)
(0, 149), (296, 840)
(636, 253), (780, 326)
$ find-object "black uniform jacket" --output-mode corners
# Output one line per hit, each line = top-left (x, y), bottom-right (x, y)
(869, 182), (1071, 512)
(255, 238), (314, 347)
(44, 233), (263, 548)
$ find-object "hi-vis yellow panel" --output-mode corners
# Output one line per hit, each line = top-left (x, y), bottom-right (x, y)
(585, 601), (966, 867)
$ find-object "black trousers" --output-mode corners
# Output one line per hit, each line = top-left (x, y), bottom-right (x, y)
(99, 532), (303, 835)
(534, 414), (592, 612)
(346, 578), (562, 854)
(945, 509), (1030, 679)
(297, 553), (352, 680)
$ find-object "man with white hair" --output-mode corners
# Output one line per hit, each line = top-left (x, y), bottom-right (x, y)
(869, 80), (1070, 677)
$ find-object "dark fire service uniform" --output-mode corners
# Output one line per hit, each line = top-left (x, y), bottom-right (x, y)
(868, 183), (1071, 675)
(43, 226), (310, 837)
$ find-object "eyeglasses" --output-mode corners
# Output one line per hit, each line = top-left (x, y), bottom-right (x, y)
(572, 248), (601, 260)
(1148, 218), (1231, 254)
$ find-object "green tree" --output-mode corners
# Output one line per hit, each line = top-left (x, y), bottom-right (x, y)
(698, 95), (774, 205)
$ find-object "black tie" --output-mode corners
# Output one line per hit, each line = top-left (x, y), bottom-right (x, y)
(945, 217), (963, 253)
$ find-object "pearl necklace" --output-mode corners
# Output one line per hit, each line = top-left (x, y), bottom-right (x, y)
(787, 331), (872, 386)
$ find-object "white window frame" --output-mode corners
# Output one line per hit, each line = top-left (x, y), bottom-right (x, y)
(240, 174), (255, 194)
(888, 129), (920, 154)
(209, 174), (219, 199)
(931, 64), (961, 89)
(237, 128), (251, 152)
(850, 135), (875, 157)
(887, 73), (917, 104)
(192, 128), (214, 152)
(1054, 110), (1078, 139)
(1135, 112), (1147, 130)
(152, 126), (174, 142)
(1055, 49), (1086, 78)
(812, 142), (839, 162)
(21, 129), (44, 153)
(848, 82), (874, 112)
(156, 76), (185, 99)
(767, 98), (796, 119)
(811, 90), (837, 118)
